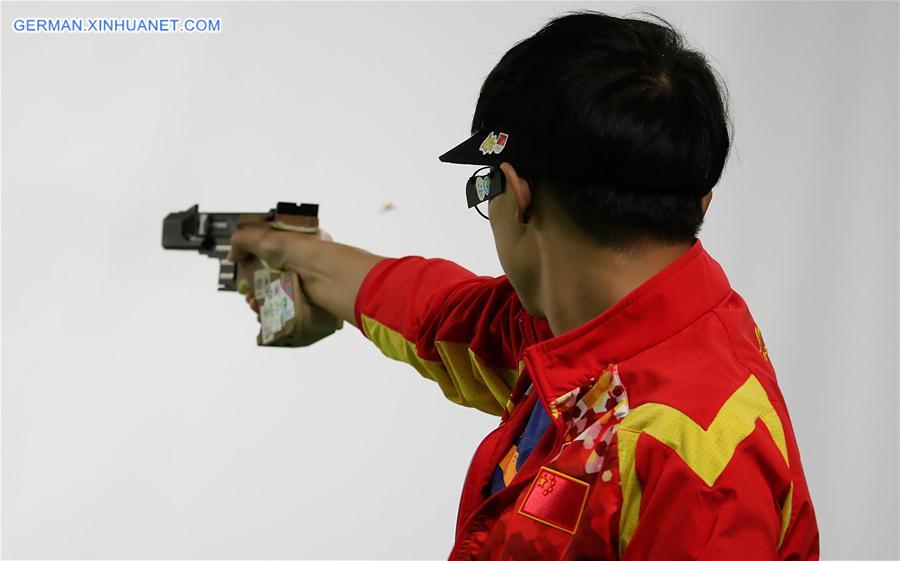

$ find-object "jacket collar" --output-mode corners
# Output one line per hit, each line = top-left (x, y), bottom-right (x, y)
(518, 238), (732, 425)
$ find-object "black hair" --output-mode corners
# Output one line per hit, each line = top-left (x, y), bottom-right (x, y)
(472, 10), (733, 248)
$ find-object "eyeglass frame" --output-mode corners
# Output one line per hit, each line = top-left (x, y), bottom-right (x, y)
(465, 166), (506, 220)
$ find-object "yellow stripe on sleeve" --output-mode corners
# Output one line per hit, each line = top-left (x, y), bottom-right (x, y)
(617, 374), (790, 554)
(360, 314), (518, 416)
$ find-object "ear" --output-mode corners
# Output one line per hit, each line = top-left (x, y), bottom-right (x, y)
(700, 190), (713, 217)
(499, 162), (533, 225)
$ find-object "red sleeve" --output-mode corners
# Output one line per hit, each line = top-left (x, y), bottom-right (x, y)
(353, 256), (552, 415)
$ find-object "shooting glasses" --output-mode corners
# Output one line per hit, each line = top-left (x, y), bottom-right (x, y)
(466, 166), (505, 220)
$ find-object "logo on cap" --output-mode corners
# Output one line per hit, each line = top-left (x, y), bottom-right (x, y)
(479, 131), (509, 155)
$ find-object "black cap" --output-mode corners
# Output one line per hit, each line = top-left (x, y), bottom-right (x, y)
(440, 128), (710, 197)
(439, 129), (541, 170)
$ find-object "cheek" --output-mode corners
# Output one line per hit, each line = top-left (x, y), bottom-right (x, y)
(488, 200), (540, 316)
(489, 205), (518, 281)
(488, 210), (505, 260)
(489, 210), (511, 268)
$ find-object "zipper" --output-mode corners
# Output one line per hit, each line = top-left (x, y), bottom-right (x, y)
(454, 418), (507, 537)
(454, 368), (536, 536)
(450, 344), (596, 558)
(451, 357), (569, 559)
(449, 420), (567, 560)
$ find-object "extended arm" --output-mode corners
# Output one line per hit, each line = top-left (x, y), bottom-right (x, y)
(227, 224), (553, 415)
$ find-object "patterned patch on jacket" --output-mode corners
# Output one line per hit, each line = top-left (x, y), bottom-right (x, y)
(549, 364), (629, 474)
(482, 366), (629, 559)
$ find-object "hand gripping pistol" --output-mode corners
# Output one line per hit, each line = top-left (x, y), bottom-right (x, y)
(162, 202), (342, 346)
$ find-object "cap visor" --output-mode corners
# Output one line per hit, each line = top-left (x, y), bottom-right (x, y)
(439, 132), (500, 166)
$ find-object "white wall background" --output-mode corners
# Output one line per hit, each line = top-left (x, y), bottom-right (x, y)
(2, 1), (897, 559)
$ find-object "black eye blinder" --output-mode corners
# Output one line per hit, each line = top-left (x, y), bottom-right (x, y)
(487, 167), (505, 199)
(465, 166), (506, 209)
(465, 174), (480, 208)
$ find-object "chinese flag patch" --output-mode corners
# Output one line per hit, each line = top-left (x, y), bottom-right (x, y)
(518, 466), (590, 534)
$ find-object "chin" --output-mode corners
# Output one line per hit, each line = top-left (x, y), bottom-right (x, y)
(511, 283), (544, 319)
(498, 249), (543, 318)
(520, 299), (545, 319)
(502, 265), (542, 318)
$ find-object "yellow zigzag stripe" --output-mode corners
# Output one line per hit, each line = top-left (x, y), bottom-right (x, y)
(360, 314), (518, 416)
(617, 374), (791, 555)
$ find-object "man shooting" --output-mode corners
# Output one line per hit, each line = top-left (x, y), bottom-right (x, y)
(227, 10), (819, 559)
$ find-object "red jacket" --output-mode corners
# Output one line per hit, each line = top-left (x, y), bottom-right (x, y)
(353, 238), (819, 560)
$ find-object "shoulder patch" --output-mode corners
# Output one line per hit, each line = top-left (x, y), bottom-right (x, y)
(616, 374), (789, 553)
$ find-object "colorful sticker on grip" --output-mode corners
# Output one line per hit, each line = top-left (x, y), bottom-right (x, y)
(260, 303), (279, 344)
(259, 277), (297, 344)
(254, 268), (271, 300)
(270, 279), (295, 324)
